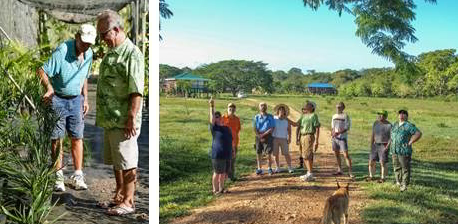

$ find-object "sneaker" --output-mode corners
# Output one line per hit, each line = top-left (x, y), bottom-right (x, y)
(256, 169), (263, 175)
(288, 169), (294, 174)
(54, 171), (65, 192)
(400, 185), (407, 192)
(306, 173), (315, 181)
(395, 181), (401, 186)
(299, 174), (307, 181)
(54, 180), (65, 192)
(70, 174), (88, 190)
(275, 168), (281, 173)
(268, 168), (273, 175)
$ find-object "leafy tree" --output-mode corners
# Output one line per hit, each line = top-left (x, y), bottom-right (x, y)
(288, 67), (304, 76)
(198, 60), (273, 96)
(302, 0), (437, 65)
(417, 49), (457, 96)
(159, 0), (173, 41)
(446, 62), (458, 93)
(160, 64), (182, 81)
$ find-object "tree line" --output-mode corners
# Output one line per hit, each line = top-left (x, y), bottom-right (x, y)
(160, 48), (458, 98)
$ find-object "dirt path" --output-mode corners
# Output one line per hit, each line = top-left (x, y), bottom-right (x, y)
(170, 98), (368, 224)
(48, 83), (149, 224)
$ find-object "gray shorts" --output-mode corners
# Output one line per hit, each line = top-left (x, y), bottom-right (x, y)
(255, 134), (273, 154)
(104, 128), (140, 170)
(273, 138), (289, 155)
(332, 138), (348, 151)
(370, 143), (389, 163)
(212, 159), (227, 174)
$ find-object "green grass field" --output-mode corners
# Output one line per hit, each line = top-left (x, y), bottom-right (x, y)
(159, 94), (458, 224)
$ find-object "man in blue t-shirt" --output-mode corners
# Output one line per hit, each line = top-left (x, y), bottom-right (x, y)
(209, 97), (232, 195)
(37, 24), (96, 192)
(252, 102), (275, 175)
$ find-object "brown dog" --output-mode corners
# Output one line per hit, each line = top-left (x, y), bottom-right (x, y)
(322, 181), (349, 224)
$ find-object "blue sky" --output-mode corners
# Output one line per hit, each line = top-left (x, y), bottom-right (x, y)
(159, 0), (458, 72)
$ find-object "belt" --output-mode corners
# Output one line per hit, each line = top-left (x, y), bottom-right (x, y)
(301, 133), (314, 136)
(55, 93), (79, 99)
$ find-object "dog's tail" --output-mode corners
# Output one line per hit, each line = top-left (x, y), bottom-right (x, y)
(321, 199), (332, 224)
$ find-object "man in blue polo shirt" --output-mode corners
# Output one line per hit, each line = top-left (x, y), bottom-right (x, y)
(253, 102), (275, 175)
(37, 24), (96, 192)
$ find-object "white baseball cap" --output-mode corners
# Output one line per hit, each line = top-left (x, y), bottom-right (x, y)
(78, 24), (97, 45)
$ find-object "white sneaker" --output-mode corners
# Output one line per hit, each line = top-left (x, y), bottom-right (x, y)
(275, 168), (281, 173)
(54, 170), (66, 192)
(299, 174), (307, 181)
(288, 169), (294, 174)
(54, 180), (65, 192)
(70, 174), (88, 190)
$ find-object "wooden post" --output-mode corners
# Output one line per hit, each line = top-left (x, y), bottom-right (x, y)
(141, 0), (148, 55)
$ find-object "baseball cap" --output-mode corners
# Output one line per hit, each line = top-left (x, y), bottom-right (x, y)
(398, 109), (408, 116)
(377, 110), (388, 117)
(79, 24), (97, 45)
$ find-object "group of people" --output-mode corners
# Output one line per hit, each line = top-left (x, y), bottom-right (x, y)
(368, 109), (422, 192)
(37, 10), (144, 215)
(209, 98), (422, 194)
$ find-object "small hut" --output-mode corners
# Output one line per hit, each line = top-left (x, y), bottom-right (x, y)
(307, 83), (337, 95)
(163, 73), (210, 96)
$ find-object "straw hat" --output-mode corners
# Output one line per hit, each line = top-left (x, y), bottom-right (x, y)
(273, 103), (290, 116)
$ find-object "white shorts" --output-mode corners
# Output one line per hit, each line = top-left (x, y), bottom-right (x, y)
(104, 128), (140, 170)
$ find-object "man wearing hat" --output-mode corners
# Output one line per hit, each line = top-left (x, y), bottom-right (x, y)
(295, 101), (320, 181)
(385, 109), (422, 192)
(272, 104), (294, 173)
(37, 24), (96, 192)
(296, 100), (316, 169)
(368, 110), (392, 183)
(253, 102), (275, 175)
(222, 102), (241, 181)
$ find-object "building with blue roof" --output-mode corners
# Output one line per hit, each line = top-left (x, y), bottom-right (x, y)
(163, 72), (210, 96)
(307, 83), (337, 95)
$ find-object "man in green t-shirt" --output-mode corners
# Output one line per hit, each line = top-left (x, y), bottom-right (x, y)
(295, 101), (320, 181)
(96, 9), (144, 215)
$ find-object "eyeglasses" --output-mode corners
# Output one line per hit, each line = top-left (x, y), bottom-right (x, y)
(99, 27), (114, 39)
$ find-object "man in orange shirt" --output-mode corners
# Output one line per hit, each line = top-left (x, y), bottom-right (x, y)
(222, 102), (241, 181)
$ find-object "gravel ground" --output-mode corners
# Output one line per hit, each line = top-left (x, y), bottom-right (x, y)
(169, 100), (369, 224)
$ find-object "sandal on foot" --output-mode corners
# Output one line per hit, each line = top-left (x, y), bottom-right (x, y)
(97, 200), (122, 209)
(107, 204), (135, 216)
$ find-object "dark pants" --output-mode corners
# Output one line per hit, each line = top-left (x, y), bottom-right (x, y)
(227, 147), (237, 179)
(392, 154), (411, 187)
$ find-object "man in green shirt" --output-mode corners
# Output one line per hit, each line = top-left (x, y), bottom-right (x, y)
(295, 101), (320, 181)
(385, 109), (421, 192)
(96, 9), (144, 215)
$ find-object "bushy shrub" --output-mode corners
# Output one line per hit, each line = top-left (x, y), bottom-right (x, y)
(0, 41), (62, 224)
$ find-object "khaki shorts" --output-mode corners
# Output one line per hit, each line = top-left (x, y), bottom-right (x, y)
(301, 134), (315, 160)
(104, 128), (140, 170)
(273, 138), (289, 155)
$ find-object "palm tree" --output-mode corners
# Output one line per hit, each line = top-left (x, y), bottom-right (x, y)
(159, 0), (173, 41)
